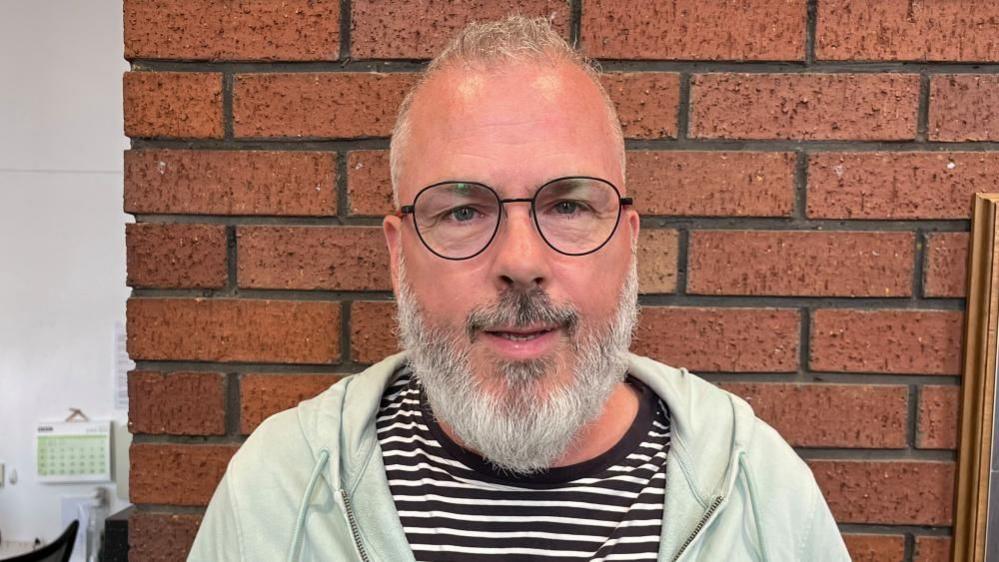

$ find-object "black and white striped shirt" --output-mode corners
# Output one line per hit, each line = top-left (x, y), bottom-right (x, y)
(376, 364), (672, 561)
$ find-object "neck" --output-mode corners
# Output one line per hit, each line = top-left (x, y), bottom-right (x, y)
(437, 380), (641, 468)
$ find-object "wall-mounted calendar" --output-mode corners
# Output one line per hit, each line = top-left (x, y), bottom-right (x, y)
(36, 421), (112, 483)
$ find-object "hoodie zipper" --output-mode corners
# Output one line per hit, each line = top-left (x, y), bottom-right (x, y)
(340, 489), (371, 562)
(670, 495), (724, 562)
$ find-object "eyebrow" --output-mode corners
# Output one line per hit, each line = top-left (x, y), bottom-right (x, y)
(426, 176), (605, 193)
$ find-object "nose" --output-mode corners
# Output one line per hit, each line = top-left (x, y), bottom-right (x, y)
(488, 203), (553, 291)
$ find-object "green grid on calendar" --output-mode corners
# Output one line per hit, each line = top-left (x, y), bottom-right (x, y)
(37, 435), (108, 476)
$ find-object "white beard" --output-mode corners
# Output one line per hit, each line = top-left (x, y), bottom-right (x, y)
(394, 250), (640, 475)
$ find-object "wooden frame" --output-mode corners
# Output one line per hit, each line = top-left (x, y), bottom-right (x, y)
(955, 194), (999, 562)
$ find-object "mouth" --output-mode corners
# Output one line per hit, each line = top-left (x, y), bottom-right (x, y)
(484, 325), (559, 339)
(479, 325), (563, 359)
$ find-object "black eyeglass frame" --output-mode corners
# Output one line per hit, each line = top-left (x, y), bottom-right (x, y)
(395, 175), (634, 261)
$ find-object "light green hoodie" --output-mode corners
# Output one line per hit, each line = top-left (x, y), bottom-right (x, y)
(189, 351), (851, 561)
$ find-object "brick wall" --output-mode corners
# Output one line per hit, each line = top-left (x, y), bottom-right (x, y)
(123, 1), (995, 560)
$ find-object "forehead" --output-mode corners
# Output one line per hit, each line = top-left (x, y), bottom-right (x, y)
(398, 61), (622, 200)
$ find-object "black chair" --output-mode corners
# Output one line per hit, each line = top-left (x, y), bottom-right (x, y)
(5, 520), (78, 562)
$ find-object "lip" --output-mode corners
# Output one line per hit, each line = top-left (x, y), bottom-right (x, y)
(485, 324), (560, 335)
(480, 326), (562, 360)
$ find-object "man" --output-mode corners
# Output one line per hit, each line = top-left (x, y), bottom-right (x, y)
(189, 16), (849, 561)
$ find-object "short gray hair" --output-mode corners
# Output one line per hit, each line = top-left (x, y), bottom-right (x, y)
(388, 15), (626, 207)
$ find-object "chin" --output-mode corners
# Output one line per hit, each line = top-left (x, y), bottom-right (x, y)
(473, 351), (574, 402)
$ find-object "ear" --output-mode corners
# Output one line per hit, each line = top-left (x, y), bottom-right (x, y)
(626, 207), (640, 248)
(383, 214), (403, 295)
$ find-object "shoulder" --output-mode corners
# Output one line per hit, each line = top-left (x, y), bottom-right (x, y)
(230, 407), (313, 473)
(629, 352), (811, 477)
(712, 389), (846, 559)
(227, 352), (410, 481)
(728, 395), (847, 556)
(191, 404), (327, 561)
(629, 353), (819, 497)
(227, 370), (359, 479)
(741, 413), (814, 485)
(738, 415), (848, 559)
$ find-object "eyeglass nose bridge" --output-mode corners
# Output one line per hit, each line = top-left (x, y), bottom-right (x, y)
(496, 197), (536, 217)
(489, 196), (547, 249)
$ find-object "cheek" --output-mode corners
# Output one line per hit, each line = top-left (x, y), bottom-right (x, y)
(554, 261), (627, 319)
(407, 261), (490, 330)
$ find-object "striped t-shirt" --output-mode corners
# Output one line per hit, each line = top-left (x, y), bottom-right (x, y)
(376, 364), (672, 561)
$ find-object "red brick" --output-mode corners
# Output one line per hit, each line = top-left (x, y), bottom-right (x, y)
(810, 309), (964, 375)
(127, 298), (341, 364)
(628, 151), (795, 217)
(918, 385), (960, 450)
(581, 0), (806, 61)
(600, 73), (680, 139)
(809, 460), (954, 525)
(637, 229), (678, 294)
(237, 226), (391, 290)
(347, 150), (394, 216)
(808, 152), (997, 220)
(351, 301), (400, 364)
(240, 374), (342, 433)
(123, 72), (222, 139)
(128, 371), (226, 436)
(842, 534), (906, 562)
(124, 0), (340, 61)
(690, 73), (919, 140)
(924, 232), (969, 298)
(720, 383), (908, 448)
(687, 231), (914, 297)
(129, 511), (201, 562)
(914, 536), (952, 562)
(350, 0), (570, 59)
(816, 1), (999, 62)
(126, 223), (228, 289)
(124, 150), (337, 216)
(233, 73), (418, 139)
(930, 75), (999, 142)
(130, 444), (238, 506)
(633, 307), (799, 372)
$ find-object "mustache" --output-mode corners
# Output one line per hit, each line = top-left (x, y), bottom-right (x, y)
(465, 286), (579, 341)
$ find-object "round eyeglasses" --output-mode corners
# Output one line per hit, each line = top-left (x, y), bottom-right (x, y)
(395, 176), (633, 260)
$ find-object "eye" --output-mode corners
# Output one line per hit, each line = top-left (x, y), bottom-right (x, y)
(554, 201), (581, 214)
(435, 205), (490, 224)
(548, 199), (594, 217)
(420, 201), (495, 228)
(449, 206), (478, 221)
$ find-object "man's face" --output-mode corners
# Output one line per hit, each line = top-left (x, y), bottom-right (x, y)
(382, 61), (640, 471)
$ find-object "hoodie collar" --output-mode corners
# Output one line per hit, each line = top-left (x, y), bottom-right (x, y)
(298, 350), (753, 561)
(624, 353), (752, 559)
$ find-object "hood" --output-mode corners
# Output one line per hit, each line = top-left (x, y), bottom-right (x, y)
(289, 350), (758, 561)
(625, 354), (759, 559)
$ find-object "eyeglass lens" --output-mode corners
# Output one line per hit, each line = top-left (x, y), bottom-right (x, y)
(412, 178), (622, 259)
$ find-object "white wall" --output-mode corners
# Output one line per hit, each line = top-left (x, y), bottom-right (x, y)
(0, 0), (133, 542)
